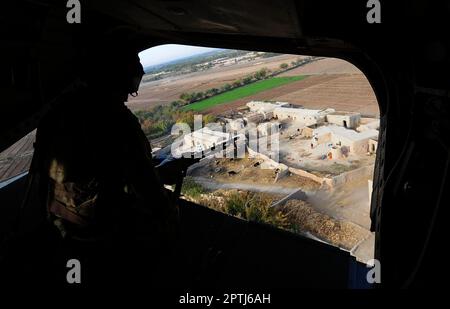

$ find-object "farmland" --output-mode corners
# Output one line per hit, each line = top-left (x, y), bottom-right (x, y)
(127, 54), (379, 141)
(182, 76), (306, 112)
(127, 54), (302, 111)
(204, 73), (378, 117)
(127, 55), (378, 117)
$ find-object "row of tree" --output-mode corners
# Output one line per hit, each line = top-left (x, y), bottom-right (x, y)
(135, 101), (215, 139)
(280, 56), (314, 71)
(178, 67), (269, 104)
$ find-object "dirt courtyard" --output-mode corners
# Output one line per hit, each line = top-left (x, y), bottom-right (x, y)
(189, 156), (321, 192)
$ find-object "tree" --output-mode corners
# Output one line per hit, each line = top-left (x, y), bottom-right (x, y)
(232, 79), (242, 88)
(194, 91), (205, 101)
(280, 63), (289, 69)
(203, 114), (216, 125)
(242, 76), (253, 84)
(175, 110), (196, 129)
(170, 100), (182, 108)
(254, 68), (268, 80)
(222, 83), (232, 92)
(180, 92), (192, 102)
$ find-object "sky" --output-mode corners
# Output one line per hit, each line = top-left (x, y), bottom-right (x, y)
(139, 44), (218, 68)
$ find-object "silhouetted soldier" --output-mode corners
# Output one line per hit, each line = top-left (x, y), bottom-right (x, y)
(2, 41), (179, 287)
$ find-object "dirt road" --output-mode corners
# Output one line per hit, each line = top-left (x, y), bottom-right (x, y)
(191, 176), (299, 196)
(308, 178), (373, 230)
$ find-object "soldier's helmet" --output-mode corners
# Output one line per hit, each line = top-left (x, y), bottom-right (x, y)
(82, 37), (144, 100)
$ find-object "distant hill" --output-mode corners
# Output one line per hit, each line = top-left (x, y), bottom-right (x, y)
(143, 49), (225, 73)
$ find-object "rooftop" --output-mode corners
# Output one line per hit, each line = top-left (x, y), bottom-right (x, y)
(314, 125), (379, 141)
(329, 111), (361, 116)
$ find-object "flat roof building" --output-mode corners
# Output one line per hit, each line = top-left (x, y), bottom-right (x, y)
(274, 107), (335, 126)
(179, 127), (231, 155)
(246, 101), (290, 114)
(312, 125), (379, 154)
(326, 112), (361, 129)
(357, 119), (380, 132)
(244, 111), (266, 124)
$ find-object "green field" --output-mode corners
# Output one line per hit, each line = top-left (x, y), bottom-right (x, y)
(182, 75), (306, 112)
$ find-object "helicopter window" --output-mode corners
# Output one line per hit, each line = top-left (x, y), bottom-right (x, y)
(132, 45), (380, 264)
